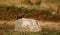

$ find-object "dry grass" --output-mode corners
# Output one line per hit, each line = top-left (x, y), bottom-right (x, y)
(0, 20), (60, 35)
(0, 20), (60, 28)
(39, 21), (60, 31)
(0, 20), (60, 30)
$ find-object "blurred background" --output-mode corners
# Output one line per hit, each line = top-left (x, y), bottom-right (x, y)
(0, 0), (60, 35)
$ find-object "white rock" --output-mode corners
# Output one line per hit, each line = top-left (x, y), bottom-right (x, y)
(14, 18), (41, 32)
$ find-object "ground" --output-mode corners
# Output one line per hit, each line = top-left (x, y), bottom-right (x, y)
(0, 20), (60, 35)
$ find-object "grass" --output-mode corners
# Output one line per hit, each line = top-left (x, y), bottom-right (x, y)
(0, 20), (60, 35)
(0, 24), (60, 35)
(0, 5), (60, 21)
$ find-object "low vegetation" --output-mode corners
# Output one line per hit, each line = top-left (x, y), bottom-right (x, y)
(0, 5), (60, 22)
(0, 25), (60, 35)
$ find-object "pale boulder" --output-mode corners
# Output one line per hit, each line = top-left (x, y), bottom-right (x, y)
(14, 18), (41, 32)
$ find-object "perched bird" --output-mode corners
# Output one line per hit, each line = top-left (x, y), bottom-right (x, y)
(17, 11), (26, 19)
